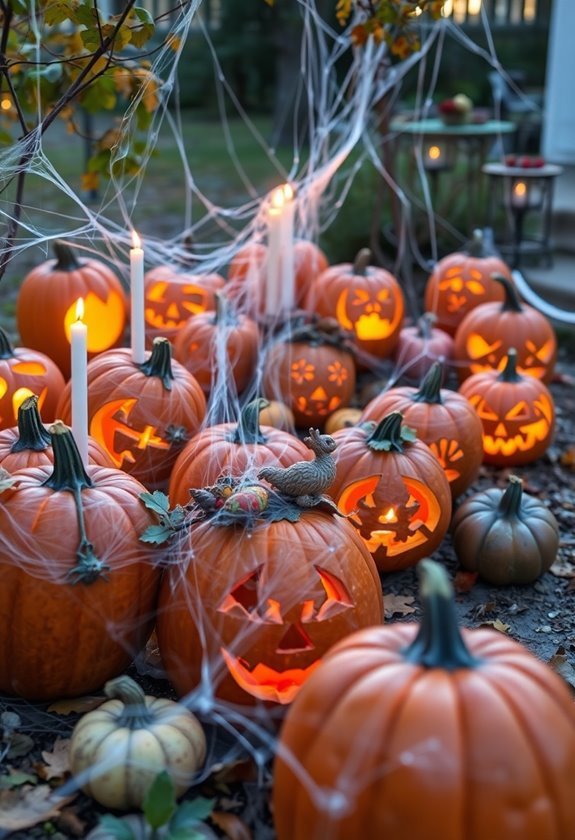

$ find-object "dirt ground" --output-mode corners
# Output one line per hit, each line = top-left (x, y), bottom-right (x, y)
(1, 338), (575, 840)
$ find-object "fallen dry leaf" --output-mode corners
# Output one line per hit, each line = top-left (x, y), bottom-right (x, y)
(47, 696), (104, 715)
(453, 570), (478, 593)
(548, 647), (575, 692)
(205, 758), (259, 788)
(549, 558), (575, 578)
(211, 810), (253, 840)
(0, 785), (75, 832)
(37, 737), (71, 781)
(383, 593), (416, 619)
(480, 619), (511, 634)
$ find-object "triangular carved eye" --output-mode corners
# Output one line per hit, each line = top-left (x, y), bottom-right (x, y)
(351, 289), (369, 305)
(314, 567), (353, 622)
(505, 401), (529, 421)
(471, 397), (499, 421)
(218, 567), (262, 618)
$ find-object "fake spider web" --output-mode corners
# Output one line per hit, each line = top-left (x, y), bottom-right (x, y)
(0, 1), (566, 835)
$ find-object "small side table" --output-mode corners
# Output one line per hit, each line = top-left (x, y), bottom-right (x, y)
(482, 162), (563, 268)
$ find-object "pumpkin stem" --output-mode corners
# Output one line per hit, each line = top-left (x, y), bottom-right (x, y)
(403, 559), (482, 670)
(139, 337), (174, 390)
(214, 292), (238, 327)
(497, 475), (524, 517)
(492, 273), (523, 312)
(53, 240), (83, 272)
(353, 248), (372, 276)
(413, 361), (443, 405)
(0, 326), (15, 360)
(365, 411), (417, 452)
(465, 228), (486, 258)
(230, 398), (269, 445)
(498, 348), (520, 383)
(104, 675), (156, 728)
(10, 395), (51, 453)
(417, 312), (436, 339)
(43, 422), (109, 585)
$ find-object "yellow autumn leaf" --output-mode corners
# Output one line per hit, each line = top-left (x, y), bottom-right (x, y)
(165, 33), (181, 51)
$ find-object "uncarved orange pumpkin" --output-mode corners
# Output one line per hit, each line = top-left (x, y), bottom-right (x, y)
(273, 559), (575, 840)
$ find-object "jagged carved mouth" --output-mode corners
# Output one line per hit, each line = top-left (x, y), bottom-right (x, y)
(220, 648), (320, 704)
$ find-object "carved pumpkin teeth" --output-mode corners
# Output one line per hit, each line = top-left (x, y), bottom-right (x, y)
(220, 648), (321, 704)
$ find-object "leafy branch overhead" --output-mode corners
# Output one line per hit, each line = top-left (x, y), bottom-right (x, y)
(336, 0), (447, 57)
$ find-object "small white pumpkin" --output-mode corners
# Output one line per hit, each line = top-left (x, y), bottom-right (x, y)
(69, 675), (207, 810)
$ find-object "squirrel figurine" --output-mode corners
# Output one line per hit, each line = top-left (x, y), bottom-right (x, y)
(257, 428), (337, 507)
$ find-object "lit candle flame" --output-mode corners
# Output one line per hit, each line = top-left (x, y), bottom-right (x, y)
(514, 181), (527, 199)
(132, 230), (141, 250)
(75, 297), (85, 322)
(271, 187), (286, 212)
(383, 507), (396, 523)
(428, 145), (442, 161)
(283, 183), (294, 201)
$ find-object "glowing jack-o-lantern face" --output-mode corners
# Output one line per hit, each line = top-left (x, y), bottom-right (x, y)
(63, 292), (125, 354)
(0, 330), (66, 430)
(459, 351), (556, 467)
(305, 253), (404, 359)
(156, 512), (383, 706)
(463, 334), (556, 381)
(262, 341), (356, 428)
(144, 269), (225, 344)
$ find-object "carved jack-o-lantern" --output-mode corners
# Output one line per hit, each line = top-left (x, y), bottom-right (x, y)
(330, 412), (452, 571)
(459, 349), (555, 467)
(144, 265), (225, 345)
(424, 230), (510, 336)
(361, 362), (484, 499)
(304, 249), (404, 361)
(156, 478), (383, 706)
(262, 318), (356, 428)
(17, 241), (128, 378)
(0, 328), (66, 431)
(454, 274), (557, 384)
(55, 339), (206, 491)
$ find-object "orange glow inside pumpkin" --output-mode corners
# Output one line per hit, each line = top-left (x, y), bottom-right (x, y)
(145, 282), (212, 329)
(429, 438), (464, 483)
(335, 287), (402, 340)
(466, 334), (555, 379)
(89, 397), (169, 467)
(337, 474), (441, 556)
(64, 291), (125, 353)
(12, 386), (47, 421)
(469, 393), (553, 456)
(220, 650), (321, 704)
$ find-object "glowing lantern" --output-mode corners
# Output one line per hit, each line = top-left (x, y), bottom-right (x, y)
(16, 241), (128, 378)
(156, 474), (383, 706)
(361, 361), (484, 499)
(55, 338), (206, 491)
(0, 327), (65, 431)
(454, 273), (557, 384)
(261, 317), (356, 428)
(424, 229), (510, 336)
(173, 294), (260, 397)
(144, 264), (225, 345)
(305, 248), (404, 362)
(459, 348), (555, 467)
(227, 240), (329, 319)
(330, 412), (452, 571)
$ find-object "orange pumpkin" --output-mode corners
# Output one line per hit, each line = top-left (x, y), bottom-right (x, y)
(56, 338), (206, 491)
(261, 317), (356, 428)
(330, 412), (452, 571)
(227, 240), (329, 319)
(0, 395), (112, 471)
(0, 327), (66, 430)
(16, 241), (128, 378)
(156, 476), (383, 706)
(392, 313), (455, 383)
(424, 229), (509, 336)
(459, 348), (555, 467)
(453, 273), (557, 384)
(0, 422), (160, 700)
(273, 559), (575, 839)
(144, 264), (225, 346)
(361, 362), (484, 499)
(173, 294), (260, 397)
(304, 248), (404, 362)
(169, 398), (311, 507)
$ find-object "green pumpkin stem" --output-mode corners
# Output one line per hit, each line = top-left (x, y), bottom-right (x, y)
(365, 411), (416, 452)
(403, 559), (482, 670)
(497, 475), (523, 517)
(43, 422), (109, 585)
(104, 675), (155, 728)
(214, 292), (238, 327)
(230, 398), (269, 445)
(139, 337), (174, 390)
(492, 273), (523, 313)
(353, 248), (372, 276)
(11, 395), (51, 452)
(413, 361), (443, 405)
(465, 228), (486, 258)
(417, 312), (436, 339)
(53, 240), (83, 272)
(498, 348), (520, 383)
(0, 327), (15, 360)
